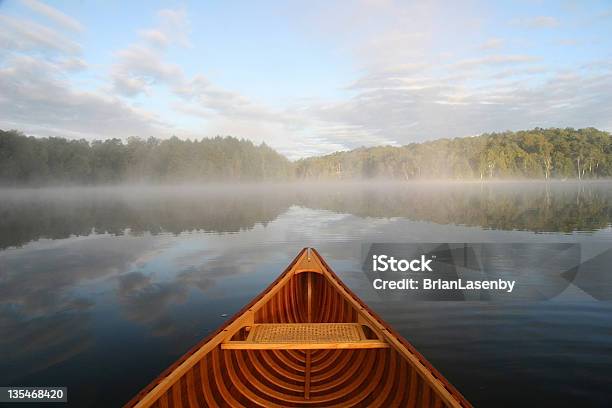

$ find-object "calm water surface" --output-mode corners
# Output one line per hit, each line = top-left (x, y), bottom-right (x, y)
(0, 182), (611, 407)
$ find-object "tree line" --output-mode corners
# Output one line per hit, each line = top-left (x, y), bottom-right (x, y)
(0, 127), (610, 185)
(296, 127), (612, 180)
(0, 131), (292, 185)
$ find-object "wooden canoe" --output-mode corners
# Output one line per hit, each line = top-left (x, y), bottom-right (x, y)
(125, 248), (472, 408)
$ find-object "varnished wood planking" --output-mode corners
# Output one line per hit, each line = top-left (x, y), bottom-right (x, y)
(125, 248), (472, 408)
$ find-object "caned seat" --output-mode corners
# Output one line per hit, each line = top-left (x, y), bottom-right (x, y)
(221, 323), (389, 349)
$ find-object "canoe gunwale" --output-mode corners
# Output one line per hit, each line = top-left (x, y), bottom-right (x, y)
(123, 248), (473, 408)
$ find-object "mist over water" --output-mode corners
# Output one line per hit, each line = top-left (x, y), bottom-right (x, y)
(1, 181), (611, 407)
(1, 181), (611, 249)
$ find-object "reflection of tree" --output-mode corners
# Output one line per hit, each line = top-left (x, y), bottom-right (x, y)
(0, 188), (293, 249)
(0, 183), (610, 250)
(296, 182), (612, 233)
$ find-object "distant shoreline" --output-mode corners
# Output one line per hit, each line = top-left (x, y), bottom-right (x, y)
(2, 179), (612, 193)
(1, 127), (610, 186)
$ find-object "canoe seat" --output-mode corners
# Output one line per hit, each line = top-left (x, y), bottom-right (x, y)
(221, 323), (389, 350)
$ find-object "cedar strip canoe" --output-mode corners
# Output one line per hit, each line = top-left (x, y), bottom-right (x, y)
(125, 248), (472, 408)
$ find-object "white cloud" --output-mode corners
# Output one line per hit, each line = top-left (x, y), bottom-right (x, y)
(0, 14), (81, 55)
(138, 29), (170, 48)
(107, 9), (313, 143)
(0, 6), (164, 141)
(59, 57), (88, 71)
(20, 0), (84, 32)
(109, 8), (190, 96)
(303, 67), (612, 148)
(112, 44), (183, 92)
(453, 54), (539, 70)
(0, 56), (172, 139)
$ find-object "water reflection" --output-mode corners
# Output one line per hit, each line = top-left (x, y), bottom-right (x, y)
(0, 236), (166, 381)
(0, 182), (611, 249)
(0, 183), (611, 407)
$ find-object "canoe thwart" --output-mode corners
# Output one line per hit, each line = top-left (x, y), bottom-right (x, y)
(221, 323), (389, 349)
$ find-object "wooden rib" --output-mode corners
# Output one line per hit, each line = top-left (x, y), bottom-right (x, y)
(422, 382), (431, 407)
(223, 349), (288, 407)
(304, 350), (311, 400)
(251, 351), (303, 382)
(239, 352), (303, 393)
(368, 350), (398, 407)
(407, 365), (418, 408)
(310, 350), (351, 375)
(335, 349), (388, 407)
(310, 349), (374, 396)
(157, 394), (168, 408)
(171, 382), (181, 408)
(211, 350), (245, 407)
(199, 357), (219, 408)
(387, 353), (408, 407)
(310, 354), (356, 387)
(185, 370), (198, 408)
(267, 349), (304, 372)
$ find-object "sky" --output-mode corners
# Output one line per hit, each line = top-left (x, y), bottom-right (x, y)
(0, 0), (611, 159)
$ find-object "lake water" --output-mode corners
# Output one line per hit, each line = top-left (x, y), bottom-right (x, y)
(0, 182), (611, 407)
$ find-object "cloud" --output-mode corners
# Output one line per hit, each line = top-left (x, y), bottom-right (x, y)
(174, 75), (286, 122)
(111, 44), (183, 96)
(0, 55), (172, 139)
(59, 57), (88, 71)
(157, 8), (191, 47)
(138, 29), (171, 48)
(453, 54), (539, 70)
(0, 8), (169, 142)
(20, 0), (84, 32)
(105, 8), (319, 154)
(0, 14), (81, 55)
(110, 8), (189, 96)
(511, 16), (560, 29)
(136, 9), (190, 49)
(304, 67), (612, 147)
(345, 64), (432, 90)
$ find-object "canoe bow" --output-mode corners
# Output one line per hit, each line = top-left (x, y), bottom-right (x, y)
(124, 248), (472, 408)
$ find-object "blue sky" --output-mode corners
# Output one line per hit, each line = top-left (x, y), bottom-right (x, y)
(1, 0), (611, 158)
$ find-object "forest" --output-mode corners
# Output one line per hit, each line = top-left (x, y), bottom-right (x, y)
(0, 127), (610, 185)
(0, 131), (292, 184)
(296, 127), (612, 180)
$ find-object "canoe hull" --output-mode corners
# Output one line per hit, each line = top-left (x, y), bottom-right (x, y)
(125, 248), (472, 408)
